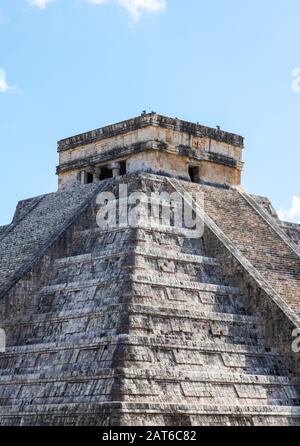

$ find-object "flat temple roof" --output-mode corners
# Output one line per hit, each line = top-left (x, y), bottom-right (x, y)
(57, 113), (244, 152)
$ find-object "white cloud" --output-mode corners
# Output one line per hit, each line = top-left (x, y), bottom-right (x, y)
(277, 196), (300, 224)
(26, 0), (166, 21)
(117, 0), (166, 22)
(88, 0), (166, 22)
(0, 69), (15, 93)
(88, 0), (107, 4)
(27, 0), (55, 9)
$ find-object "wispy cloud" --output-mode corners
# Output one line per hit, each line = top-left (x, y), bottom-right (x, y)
(117, 0), (166, 22)
(28, 0), (166, 22)
(277, 196), (300, 224)
(0, 69), (15, 93)
(88, 0), (108, 4)
(27, 0), (55, 9)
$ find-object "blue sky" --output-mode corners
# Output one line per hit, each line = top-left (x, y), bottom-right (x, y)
(1, 0), (300, 225)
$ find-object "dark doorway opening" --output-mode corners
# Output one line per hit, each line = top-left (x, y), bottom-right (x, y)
(86, 173), (94, 184)
(120, 161), (127, 176)
(100, 167), (113, 181)
(189, 166), (199, 183)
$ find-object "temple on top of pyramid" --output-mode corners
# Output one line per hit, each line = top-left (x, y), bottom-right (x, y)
(56, 112), (244, 189)
(0, 113), (300, 426)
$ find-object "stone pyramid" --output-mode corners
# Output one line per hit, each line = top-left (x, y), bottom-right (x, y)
(0, 114), (299, 426)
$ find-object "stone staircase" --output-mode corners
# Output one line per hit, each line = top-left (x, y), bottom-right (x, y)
(0, 174), (299, 425)
(178, 180), (300, 314)
(0, 182), (103, 298)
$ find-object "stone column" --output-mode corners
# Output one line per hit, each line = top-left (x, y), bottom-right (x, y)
(94, 167), (102, 182)
(81, 167), (97, 184)
(108, 162), (121, 177)
(80, 171), (88, 185)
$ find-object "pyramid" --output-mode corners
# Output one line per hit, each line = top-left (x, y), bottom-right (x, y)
(0, 114), (300, 426)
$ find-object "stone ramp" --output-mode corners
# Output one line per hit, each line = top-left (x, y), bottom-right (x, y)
(0, 183), (106, 298)
(176, 180), (300, 314)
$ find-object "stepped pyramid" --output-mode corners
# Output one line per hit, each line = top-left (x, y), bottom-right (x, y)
(0, 113), (300, 426)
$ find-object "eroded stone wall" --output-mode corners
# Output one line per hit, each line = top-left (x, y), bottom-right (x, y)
(57, 113), (244, 190)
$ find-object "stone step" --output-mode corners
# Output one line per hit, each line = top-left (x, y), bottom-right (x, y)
(50, 250), (222, 286)
(22, 293), (248, 318)
(0, 367), (297, 386)
(2, 302), (265, 348)
(131, 274), (240, 295)
(73, 227), (206, 260)
(0, 402), (299, 426)
(38, 276), (240, 296)
(0, 362), (298, 408)
(0, 391), (298, 409)
(1, 333), (282, 355)
(0, 335), (287, 377)
(5, 328), (266, 351)
(55, 249), (219, 268)
(3, 303), (260, 328)
(0, 340), (283, 378)
(0, 337), (290, 382)
(0, 364), (291, 383)
(20, 279), (247, 318)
